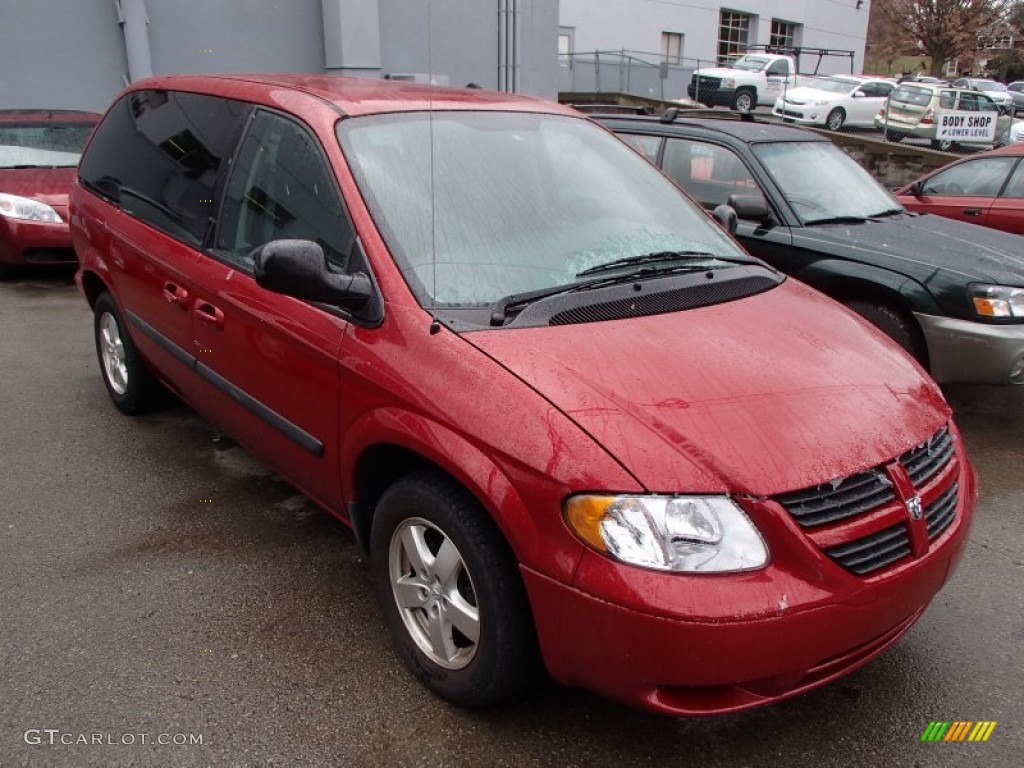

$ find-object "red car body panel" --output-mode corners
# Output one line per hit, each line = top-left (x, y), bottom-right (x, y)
(70, 75), (977, 715)
(0, 112), (98, 266)
(896, 143), (1024, 234)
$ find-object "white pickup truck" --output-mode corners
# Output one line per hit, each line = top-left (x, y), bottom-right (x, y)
(688, 47), (856, 112)
(687, 53), (795, 111)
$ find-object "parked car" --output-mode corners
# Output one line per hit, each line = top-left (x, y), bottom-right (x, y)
(0, 109), (99, 278)
(772, 75), (895, 131)
(874, 82), (1012, 150)
(894, 144), (1024, 234)
(72, 75), (977, 716)
(600, 111), (1024, 385)
(951, 77), (1018, 111)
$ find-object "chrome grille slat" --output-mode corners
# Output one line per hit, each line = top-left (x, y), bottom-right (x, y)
(825, 524), (911, 574)
(775, 470), (894, 528)
(925, 483), (959, 539)
(901, 427), (953, 486)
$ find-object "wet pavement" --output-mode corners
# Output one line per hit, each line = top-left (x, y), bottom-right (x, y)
(1, 273), (1021, 768)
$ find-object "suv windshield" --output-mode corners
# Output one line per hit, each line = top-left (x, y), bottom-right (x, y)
(338, 112), (755, 307)
(0, 122), (95, 169)
(752, 141), (902, 225)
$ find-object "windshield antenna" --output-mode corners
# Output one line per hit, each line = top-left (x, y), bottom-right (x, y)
(427, 0), (439, 330)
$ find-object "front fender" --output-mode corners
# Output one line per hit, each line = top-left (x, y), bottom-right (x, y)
(340, 407), (591, 583)
(795, 258), (940, 316)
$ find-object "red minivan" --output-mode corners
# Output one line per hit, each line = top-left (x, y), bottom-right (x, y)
(71, 75), (976, 715)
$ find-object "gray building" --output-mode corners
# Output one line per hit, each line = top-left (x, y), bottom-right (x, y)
(0, 0), (560, 113)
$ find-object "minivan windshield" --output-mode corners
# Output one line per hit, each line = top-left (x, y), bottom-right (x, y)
(0, 122), (96, 169)
(752, 141), (904, 225)
(339, 112), (757, 307)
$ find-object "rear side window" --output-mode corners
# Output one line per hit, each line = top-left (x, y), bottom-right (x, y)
(78, 90), (251, 246)
(921, 157), (1016, 197)
(662, 139), (760, 208)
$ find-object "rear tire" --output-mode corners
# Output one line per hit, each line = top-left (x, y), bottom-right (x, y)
(930, 139), (956, 152)
(93, 292), (164, 414)
(845, 300), (927, 366)
(825, 108), (846, 132)
(884, 128), (905, 143)
(370, 470), (540, 708)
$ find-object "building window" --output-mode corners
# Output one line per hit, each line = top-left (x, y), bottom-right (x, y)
(662, 32), (683, 65)
(770, 19), (799, 50)
(718, 12), (752, 63)
(558, 26), (574, 67)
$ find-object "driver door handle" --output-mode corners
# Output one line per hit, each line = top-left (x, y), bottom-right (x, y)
(193, 300), (225, 327)
(961, 208), (982, 216)
(162, 281), (189, 306)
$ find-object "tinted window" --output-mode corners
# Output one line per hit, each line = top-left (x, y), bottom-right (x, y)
(939, 91), (957, 109)
(921, 157), (1015, 197)
(662, 139), (760, 208)
(78, 90), (250, 246)
(216, 110), (355, 270)
(1002, 160), (1024, 197)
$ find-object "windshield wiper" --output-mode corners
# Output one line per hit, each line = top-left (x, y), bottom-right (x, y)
(575, 250), (751, 277)
(867, 208), (906, 219)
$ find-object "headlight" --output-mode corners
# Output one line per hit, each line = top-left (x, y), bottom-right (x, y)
(970, 284), (1024, 318)
(565, 495), (768, 573)
(0, 192), (61, 223)
(722, 78), (735, 89)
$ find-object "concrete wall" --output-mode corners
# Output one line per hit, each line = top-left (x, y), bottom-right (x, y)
(0, 0), (560, 114)
(0, 0), (127, 112)
(560, 0), (870, 75)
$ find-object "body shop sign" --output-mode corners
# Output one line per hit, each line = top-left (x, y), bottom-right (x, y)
(937, 111), (996, 142)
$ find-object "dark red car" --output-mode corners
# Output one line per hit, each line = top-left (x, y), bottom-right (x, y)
(71, 75), (976, 715)
(0, 110), (99, 278)
(895, 143), (1024, 234)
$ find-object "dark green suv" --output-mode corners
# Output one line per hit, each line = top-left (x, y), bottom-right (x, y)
(598, 112), (1024, 385)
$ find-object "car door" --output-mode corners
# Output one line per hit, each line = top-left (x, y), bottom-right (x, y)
(907, 156), (1016, 227)
(984, 156), (1024, 234)
(189, 109), (357, 510)
(851, 81), (892, 125)
(76, 90), (250, 404)
(658, 137), (794, 263)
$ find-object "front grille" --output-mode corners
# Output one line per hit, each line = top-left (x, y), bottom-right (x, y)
(902, 426), (953, 486)
(691, 75), (722, 90)
(548, 275), (777, 326)
(774, 425), (959, 577)
(825, 523), (911, 575)
(775, 469), (895, 528)
(926, 483), (959, 539)
(782, 108), (804, 118)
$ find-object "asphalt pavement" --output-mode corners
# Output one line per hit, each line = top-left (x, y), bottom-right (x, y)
(1, 272), (1021, 768)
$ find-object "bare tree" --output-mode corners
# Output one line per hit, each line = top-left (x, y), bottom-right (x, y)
(875, 0), (1009, 77)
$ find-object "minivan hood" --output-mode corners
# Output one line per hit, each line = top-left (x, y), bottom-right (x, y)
(798, 213), (1024, 285)
(467, 279), (947, 496)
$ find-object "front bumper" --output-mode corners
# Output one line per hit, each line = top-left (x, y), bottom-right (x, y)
(522, 457), (975, 715)
(772, 103), (826, 125)
(917, 312), (1024, 384)
(0, 214), (75, 265)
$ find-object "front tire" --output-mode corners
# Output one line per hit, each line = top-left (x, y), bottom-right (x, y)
(845, 300), (927, 366)
(930, 139), (956, 151)
(732, 88), (756, 112)
(93, 292), (164, 414)
(370, 470), (540, 708)
(825, 108), (846, 132)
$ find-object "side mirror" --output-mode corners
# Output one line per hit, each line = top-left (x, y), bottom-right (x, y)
(711, 204), (738, 235)
(252, 239), (373, 309)
(727, 192), (772, 223)
(908, 181), (923, 196)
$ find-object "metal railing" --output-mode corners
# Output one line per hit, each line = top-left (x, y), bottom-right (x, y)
(558, 50), (714, 101)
